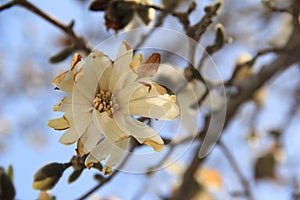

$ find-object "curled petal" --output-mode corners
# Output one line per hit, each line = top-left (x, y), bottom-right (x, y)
(129, 94), (179, 120)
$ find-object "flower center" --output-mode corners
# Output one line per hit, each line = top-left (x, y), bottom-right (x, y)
(93, 90), (118, 117)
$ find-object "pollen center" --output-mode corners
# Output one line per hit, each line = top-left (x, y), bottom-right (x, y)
(93, 90), (118, 117)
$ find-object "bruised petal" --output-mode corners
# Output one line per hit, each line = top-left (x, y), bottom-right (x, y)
(136, 53), (160, 78)
(48, 116), (70, 130)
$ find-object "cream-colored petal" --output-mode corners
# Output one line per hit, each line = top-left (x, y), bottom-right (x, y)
(104, 138), (130, 168)
(72, 85), (93, 109)
(109, 41), (133, 92)
(73, 111), (92, 140)
(76, 51), (112, 100)
(52, 61), (84, 93)
(75, 61), (98, 101)
(116, 82), (144, 108)
(76, 123), (104, 155)
(53, 96), (71, 112)
(53, 96), (73, 119)
(52, 71), (73, 93)
(92, 109), (129, 143)
(59, 126), (78, 145)
(116, 80), (164, 111)
(72, 86), (93, 136)
(113, 114), (164, 152)
(92, 53), (113, 91)
(48, 116), (70, 130)
(128, 94), (179, 120)
(85, 138), (113, 168)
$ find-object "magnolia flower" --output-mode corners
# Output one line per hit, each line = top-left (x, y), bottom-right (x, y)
(48, 41), (179, 174)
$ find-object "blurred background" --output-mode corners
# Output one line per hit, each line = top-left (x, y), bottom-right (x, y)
(1, 0), (300, 199)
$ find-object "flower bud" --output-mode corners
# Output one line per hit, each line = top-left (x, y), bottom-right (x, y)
(33, 163), (69, 191)
(0, 167), (16, 200)
(104, 1), (135, 31)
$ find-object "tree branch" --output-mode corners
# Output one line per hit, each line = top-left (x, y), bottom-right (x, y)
(0, 1), (17, 11)
(0, 0), (91, 54)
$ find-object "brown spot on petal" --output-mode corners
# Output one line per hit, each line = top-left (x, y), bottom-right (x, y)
(137, 53), (160, 78)
(143, 140), (164, 152)
(70, 53), (82, 70)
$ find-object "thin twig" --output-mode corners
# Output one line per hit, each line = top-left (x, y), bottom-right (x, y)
(218, 141), (253, 200)
(0, 0), (17, 11)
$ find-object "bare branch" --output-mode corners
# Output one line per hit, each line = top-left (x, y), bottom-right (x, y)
(0, 0), (92, 54)
(0, 1), (17, 11)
